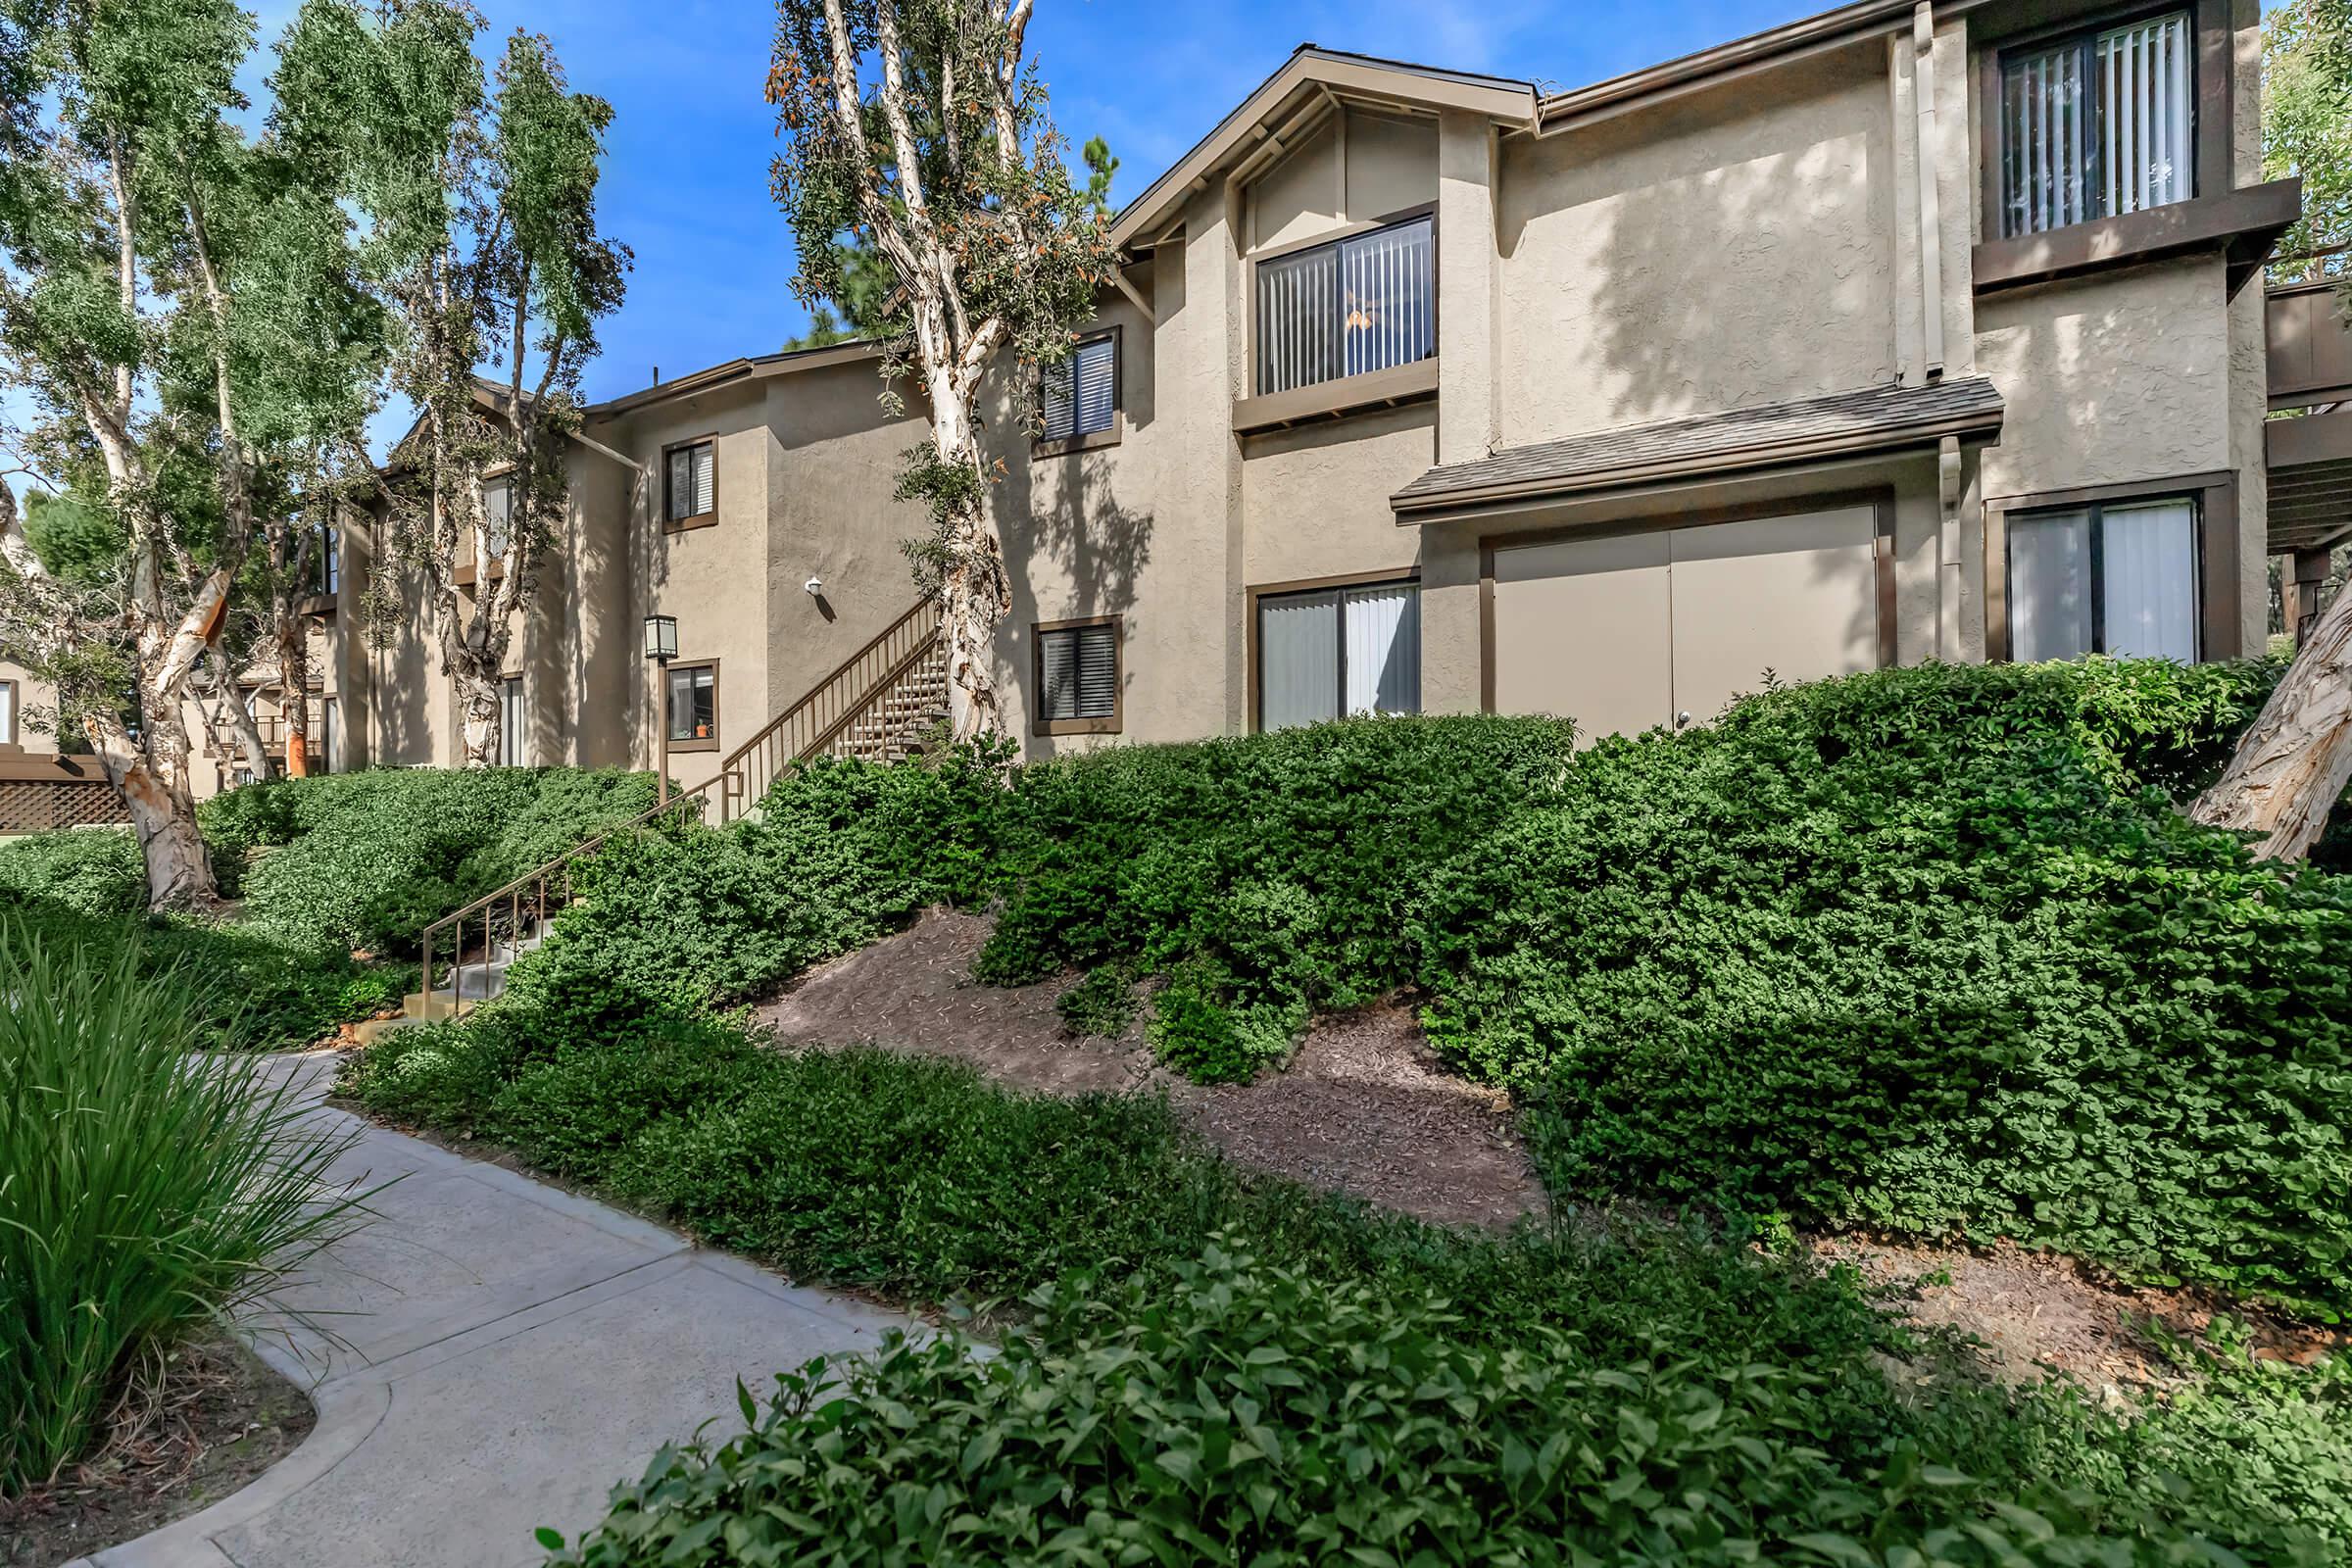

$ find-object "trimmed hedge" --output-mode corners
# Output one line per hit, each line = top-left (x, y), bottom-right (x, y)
(346, 1004), (2351, 1567)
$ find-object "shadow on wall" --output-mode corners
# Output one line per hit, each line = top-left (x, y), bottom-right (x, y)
(1501, 50), (1895, 432)
(997, 440), (1156, 727)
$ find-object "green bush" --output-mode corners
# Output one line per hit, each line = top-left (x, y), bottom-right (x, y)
(1053, 958), (1136, 1037)
(1414, 663), (2352, 1313)
(345, 1004), (2347, 1567)
(227, 767), (658, 955)
(0, 827), (143, 918)
(549, 1244), (2330, 1568)
(0, 920), (367, 1490)
(479, 658), (2352, 1309)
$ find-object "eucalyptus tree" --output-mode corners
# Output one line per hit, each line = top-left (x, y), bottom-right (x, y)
(281, 0), (628, 769)
(0, 0), (384, 906)
(768, 0), (1115, 739)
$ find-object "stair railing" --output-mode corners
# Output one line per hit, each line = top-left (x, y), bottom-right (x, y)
(708, 600), (940, 822)
(414, 602), (940, 1022)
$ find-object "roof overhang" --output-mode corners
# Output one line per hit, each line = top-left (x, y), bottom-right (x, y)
(1535, 0), (1992, 134)
(586, 339), (884, 417)
(1393, 378), (2006, 523)
(1106, 47), (1535, 253)
(2268, 404), (2352, 556)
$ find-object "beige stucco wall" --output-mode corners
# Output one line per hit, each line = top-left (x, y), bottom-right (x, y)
(1246, 108), (1436, 255)
(1241, 407), (1431, 588)
(1497, 43), (1899, 445)
(761, 361), (936, 716)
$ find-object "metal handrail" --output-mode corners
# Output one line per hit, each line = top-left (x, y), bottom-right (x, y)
(707, 600), (939, 823)
(416, 778), (717, 1022)
(413, 600), (943, 1021)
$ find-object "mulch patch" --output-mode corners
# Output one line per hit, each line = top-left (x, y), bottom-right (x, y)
(0, 1331), (313, 1568)
(757, 907), (1547, 1229)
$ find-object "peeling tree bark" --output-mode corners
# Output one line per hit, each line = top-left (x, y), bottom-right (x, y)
(2191, 581), (2352, 860)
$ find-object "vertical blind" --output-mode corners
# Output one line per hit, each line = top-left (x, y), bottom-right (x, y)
(1258, 581), (1421, 730)
(0, 679), (15, 746)
(2008, 510), (2094, 662)
(2008, 497), (2198, 663)
(319, 697), (336, 774)
(1255, 216), (1434, 396)
(2001, 10), (2192, 237)
(1040, 622), (1118, 719)
(482, 479), (512, 560)
(2101, 499), (2198, 661)
(1043, 336), (1117, 441)
(320, 525), (339, 595)
(666, 442), (715, 521)
(498, 677), (523, 766)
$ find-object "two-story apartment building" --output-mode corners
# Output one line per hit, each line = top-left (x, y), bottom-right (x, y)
(322, 0), (2316, 797)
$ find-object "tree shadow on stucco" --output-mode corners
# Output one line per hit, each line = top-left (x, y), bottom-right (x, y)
(997, 444), (1155, 639)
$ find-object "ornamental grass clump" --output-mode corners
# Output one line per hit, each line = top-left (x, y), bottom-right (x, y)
(0, 921), (368, 1493)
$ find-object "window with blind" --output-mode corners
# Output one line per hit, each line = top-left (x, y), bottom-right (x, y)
(1256, 579), (1420, 731)
(498, 676), (523, 766)
(318, 524), (340, 596)
(319, 697), (337, 773)
(1034, 619), (1119, 731)
(2008, 495), (2199, 662)
(1999, 10), (2194, 238)
(1254, 215), (1435, 397)
(0, 679), (16, 747)
(664, 440), (716, 523)
(481, 478), (513, 561)
(1042, 333), (1117, 443)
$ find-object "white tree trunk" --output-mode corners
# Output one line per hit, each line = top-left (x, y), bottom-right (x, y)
(2191, 581), (2352, 860)
(86, 710), (217, 910)
(452, 662), (502, 768)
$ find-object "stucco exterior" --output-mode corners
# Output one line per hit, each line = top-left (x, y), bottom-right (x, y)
(321, 0), (2292, 778)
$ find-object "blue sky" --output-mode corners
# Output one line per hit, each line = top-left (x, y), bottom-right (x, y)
(296, 0), (1842, 409)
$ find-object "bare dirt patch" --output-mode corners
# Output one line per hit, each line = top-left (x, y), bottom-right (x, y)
(1811, 1234), (2345, 1394)
(754, 909), (1546, 1229)
(1, 1331), (313, 1568)
(1175, 1002), (1546, 1230)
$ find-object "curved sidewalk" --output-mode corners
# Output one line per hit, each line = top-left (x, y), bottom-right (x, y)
(78, 1054), (912, 1568)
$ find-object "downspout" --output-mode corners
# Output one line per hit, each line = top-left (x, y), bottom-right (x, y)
(1912, 1), (1944, 382)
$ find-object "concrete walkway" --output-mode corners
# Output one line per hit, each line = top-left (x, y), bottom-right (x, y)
(83, 1054), (913, 1568)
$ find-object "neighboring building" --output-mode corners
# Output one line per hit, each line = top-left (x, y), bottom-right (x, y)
(330, 0), (2333, 798)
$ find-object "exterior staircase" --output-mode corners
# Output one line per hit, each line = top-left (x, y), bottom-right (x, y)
(386, 603), (946, 1032)
(829, 641), (950, 764)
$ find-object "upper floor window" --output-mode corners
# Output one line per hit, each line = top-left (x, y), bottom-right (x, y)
(318, 523), (339, 596)
(2008, 494), (2199, 662)
(482, 476), (513, 560)
(1254, 214), (1433, 397)
(1042, 332), (1117, 443)
(665, 439), (715, 525)
(1999, 10), (2193, 238)
(0, 678), (16, 747)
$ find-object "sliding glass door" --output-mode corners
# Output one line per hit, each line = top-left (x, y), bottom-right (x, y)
(1256, 579), (1421, 730)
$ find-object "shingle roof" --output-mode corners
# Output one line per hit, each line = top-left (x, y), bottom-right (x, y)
(1391, 377), (2006, 517)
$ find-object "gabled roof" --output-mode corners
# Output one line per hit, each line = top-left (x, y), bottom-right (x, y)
(1106, 46), (1535, 252)
(1392, 378), (2006, 519)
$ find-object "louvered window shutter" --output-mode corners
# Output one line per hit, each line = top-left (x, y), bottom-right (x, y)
(1040, 623), (1117, 720)
(667, 449), (691, 520)
(1073, 622), (1116, 716)
(692, 444), (714, 514)
(1073, 337), (1116, 435)
(1042, 363), (1077, 441)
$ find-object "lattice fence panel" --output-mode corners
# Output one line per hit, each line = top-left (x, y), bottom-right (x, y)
(0, 778), (130, 833)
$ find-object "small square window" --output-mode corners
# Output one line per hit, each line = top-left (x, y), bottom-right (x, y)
(1033, 619), (1119, 734)
(665, 661), (718, 751)
(0, 678), (17, 747)
(665, 440), (716, 524)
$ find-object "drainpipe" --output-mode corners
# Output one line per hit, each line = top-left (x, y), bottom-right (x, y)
(1913, 2), (1944, 382)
